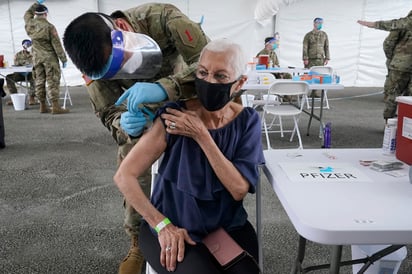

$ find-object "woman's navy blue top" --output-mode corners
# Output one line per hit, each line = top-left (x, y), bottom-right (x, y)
(151, 102), (265, 242)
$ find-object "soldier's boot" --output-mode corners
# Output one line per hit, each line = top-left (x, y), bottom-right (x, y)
(118, 235), (144, 274)
(39, 101), (50, 113)
(28, 95), (37, 105)
(51, 100), (69, 114)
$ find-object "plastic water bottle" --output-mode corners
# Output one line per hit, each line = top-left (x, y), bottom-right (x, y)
(323, 122), (331, 148)
(382, 118), (397, 155)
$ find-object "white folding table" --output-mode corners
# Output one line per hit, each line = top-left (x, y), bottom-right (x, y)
(261, 148), (412, 273)
(0, 66), (33, 92)
(255, 67), (309, 76)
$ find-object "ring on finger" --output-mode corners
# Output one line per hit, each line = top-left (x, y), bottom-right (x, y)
(165, 246), (172, 251)
(169, 121), (176, 130)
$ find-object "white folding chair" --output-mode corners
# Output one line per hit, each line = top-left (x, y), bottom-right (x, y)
(146, 155), (164, 274)
(241, 94), (255, 108)
(306, 66), (333, 110)
(46, 70), (72, 108)
(251, 73), (277, 109)
(262, 81), (310, 149)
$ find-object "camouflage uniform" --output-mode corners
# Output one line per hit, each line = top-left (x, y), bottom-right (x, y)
(85, 3), (208, 238)
(302, 30), (330, 68)
(374, 11), (412, 119)
(24, 3), (67, 102)
(6, 50), (35, 96)
(382, 31), (403, 100)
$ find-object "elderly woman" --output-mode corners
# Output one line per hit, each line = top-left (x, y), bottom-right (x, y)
(114, 38), (264, 274)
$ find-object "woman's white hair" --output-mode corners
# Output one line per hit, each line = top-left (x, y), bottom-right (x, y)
(199, 38), (246, 78)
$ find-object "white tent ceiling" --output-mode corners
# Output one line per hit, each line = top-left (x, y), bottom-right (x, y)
(0, 0), (411, 87)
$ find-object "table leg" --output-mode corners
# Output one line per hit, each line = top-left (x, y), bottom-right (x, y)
(291, 236), (306, 274)
(329, 245), (342, 274)
(318, 90), (325, 139)
(306, 95), (315, 136)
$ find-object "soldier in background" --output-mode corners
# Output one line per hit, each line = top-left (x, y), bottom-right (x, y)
(6, 39), (37, 106)
(358, 11), (412, 122)
(256, 37), (280, 69)
(302, 17), (330, 97)
(256, 36), (291, 80)
(63, 3), (208, 273)
(382, 30), (403, 102)
(302, 17), (330, 68)
(24, 1), (69, 114)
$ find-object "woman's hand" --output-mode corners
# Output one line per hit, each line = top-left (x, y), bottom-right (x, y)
(161, 107), (208, 140)
(158, 224), (196, 272)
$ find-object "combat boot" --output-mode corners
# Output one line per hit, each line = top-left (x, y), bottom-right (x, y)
(118, 235), (144, 274)
(51, 100), (69, 114)
(28, 95), (37, 105)
(39, 101), (50, 113)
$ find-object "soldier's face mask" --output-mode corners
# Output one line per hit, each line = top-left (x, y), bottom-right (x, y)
(88, 15), (162, 80)
(314, 18), (323, 30)
(22, 41), (32, 51)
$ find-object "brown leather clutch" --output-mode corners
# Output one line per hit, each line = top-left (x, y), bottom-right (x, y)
(202, 227), (247, 269)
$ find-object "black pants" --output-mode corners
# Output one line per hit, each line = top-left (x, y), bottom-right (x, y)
(140, 220), (260, 274)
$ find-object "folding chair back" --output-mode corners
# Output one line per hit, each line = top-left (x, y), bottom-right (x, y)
(262, 81), (310, 149)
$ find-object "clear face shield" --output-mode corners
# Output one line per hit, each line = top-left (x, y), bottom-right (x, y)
(88, 15), (162, 80)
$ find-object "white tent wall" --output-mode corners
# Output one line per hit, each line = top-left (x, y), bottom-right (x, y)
(0, 1), (410, 87)
(258, 0), (412, 87)
(1, 0), (268, 86)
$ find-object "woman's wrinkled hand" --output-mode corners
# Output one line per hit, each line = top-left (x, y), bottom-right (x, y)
(161, 107), (207, 140)
(158, 224), (196, 272)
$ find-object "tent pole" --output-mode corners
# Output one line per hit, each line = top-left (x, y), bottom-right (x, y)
(7, 0), (16, 54)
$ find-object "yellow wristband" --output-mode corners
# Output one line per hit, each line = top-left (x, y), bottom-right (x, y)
(155, 218), (171, 233)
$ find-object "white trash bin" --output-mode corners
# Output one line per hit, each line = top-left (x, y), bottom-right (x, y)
(10, 93), (26, 111)
(351, 245), (407, 274)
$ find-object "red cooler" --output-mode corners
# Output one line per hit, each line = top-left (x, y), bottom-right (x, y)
(395, 96), (412, 165)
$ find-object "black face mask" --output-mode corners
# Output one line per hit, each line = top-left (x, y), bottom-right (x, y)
(195, 77), (236, 111)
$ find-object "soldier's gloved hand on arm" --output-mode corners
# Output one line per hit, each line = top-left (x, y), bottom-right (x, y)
(115, 82), (167, 114)
(120, 110), (147, 137)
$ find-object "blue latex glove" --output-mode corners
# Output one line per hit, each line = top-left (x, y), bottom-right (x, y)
(120, 110), (147, 137)
(115, 82), (167, 114)
(37, 0), (45, 4)
(62, 62), (67, 69)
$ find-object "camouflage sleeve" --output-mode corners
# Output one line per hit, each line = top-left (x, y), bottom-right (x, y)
(163, 8), (209, 65)
(272, 52), (280, 66)
(324, 32), (330, 60)
(302, 33), (309, 60)
(49, 25), (67, 63)
(86, 80), (131, 146)
(383, 31), (401, 60)
(375, 13), (412, 31)
(23, 3), (36, 25)
(156, 62), (197, 102)
(13, 52), (19, 66)
(256, 49), (264, 57)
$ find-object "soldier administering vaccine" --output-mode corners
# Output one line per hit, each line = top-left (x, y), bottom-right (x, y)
(63, 3), (209, 273)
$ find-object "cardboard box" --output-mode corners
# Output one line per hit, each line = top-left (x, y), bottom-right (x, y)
(395, 96), (412, 165)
